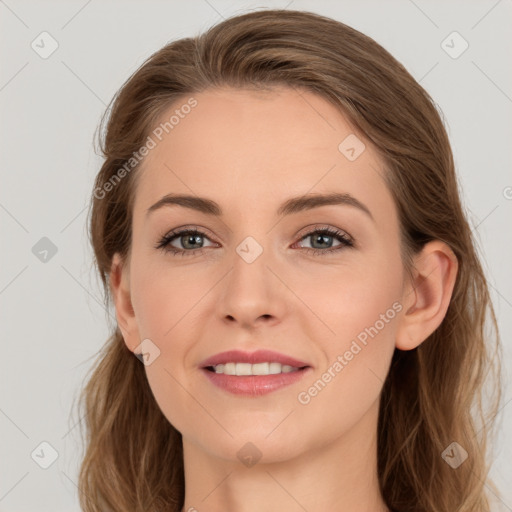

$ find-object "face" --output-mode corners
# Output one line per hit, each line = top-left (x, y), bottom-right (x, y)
(115, 86), (408, 463)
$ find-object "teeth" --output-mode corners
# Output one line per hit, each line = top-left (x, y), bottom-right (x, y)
(252, 362), (269, 375)
(236, 363), (252, 376)
(269, 362), (281, 374)
(224, 362), (235, 374)
(211, 362), (301, 376)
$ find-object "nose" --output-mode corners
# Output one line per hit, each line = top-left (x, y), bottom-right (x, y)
(217, 248), (288, 330)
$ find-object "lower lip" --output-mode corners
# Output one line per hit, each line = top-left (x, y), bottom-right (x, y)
(201, 367), (312, 396)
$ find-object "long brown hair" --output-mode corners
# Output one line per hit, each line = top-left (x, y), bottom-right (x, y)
(77, 9), (502, 511)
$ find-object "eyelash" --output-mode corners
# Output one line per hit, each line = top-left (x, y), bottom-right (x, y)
(155, 225), (354, 257)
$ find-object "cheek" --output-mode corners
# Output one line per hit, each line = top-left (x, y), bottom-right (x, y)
(129, 262), (212, 434)
(297, 253), (403, 350)
(294, 257), (401, 413)
(295, 285), (400, 440)
(130, 258), (211, 340)
(144, 362), (193, 436)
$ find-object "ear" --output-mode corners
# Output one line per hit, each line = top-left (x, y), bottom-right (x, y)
(395, 240), (458, 350)
(109, 253), (140, 353)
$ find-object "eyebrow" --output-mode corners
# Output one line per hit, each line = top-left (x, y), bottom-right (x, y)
(146, 192), (374, 221)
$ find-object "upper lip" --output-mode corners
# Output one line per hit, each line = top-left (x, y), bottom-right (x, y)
(199, 349), (311, 369)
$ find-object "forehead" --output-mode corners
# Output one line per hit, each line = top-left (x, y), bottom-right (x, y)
(133, 86), (391, 220)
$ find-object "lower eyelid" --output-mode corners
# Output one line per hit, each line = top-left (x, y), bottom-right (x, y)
(165, 232), (216, 251)
(158, 228), (353, 254)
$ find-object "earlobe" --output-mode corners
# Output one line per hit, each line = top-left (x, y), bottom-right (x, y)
(110, 253), (139, 352)
(395, 241), (458, 351)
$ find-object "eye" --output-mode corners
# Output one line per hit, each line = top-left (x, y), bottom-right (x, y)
(155, 227), (217, 257)
(155, 224), (354, 257)
(293, 225), (354, 255)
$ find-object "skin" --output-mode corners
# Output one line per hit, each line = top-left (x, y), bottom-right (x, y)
(110, 86), (458, 512)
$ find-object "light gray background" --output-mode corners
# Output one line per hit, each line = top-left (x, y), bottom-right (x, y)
(1, 1), (511, 510)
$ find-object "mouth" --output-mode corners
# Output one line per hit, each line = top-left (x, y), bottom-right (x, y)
(199, 349), (313, 396)
(203, 362), (310, 375)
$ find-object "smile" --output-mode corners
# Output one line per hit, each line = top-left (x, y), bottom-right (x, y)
(207, 362), (302, 375)
(199, 349), (313, 396)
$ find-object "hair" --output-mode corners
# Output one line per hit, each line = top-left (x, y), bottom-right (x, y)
(76, 8), (503, 512)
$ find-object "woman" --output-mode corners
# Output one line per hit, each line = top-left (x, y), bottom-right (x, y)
(78, 8), (502, 512)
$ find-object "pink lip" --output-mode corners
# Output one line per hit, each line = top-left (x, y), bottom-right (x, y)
(199, 349), (312, 397)
(199, 349), (310, 369)
(201, 367), (313, 397)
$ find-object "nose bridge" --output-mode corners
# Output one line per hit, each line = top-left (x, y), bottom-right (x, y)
(217, 232), (284, 326)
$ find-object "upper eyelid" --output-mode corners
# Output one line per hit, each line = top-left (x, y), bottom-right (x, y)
(162, 225), (353, 246)
(163, 225), (349, 237)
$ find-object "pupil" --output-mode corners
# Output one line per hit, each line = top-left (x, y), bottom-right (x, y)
(183, 234), (202, 249)
(312, 234), (332, 249)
